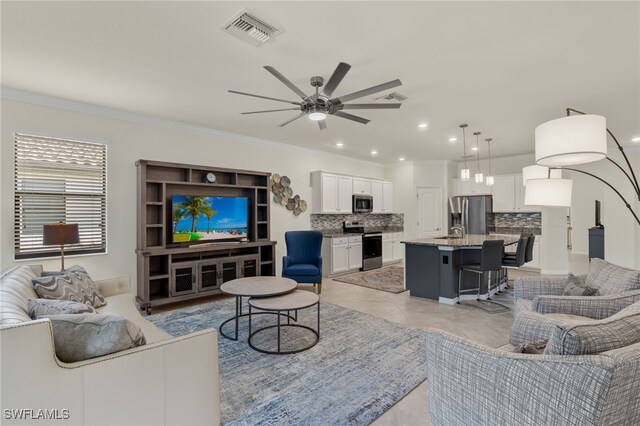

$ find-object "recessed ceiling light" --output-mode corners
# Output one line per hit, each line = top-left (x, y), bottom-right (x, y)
(632, 137), (640, 143)
(371, 150), (378, 155)
(399, 157), (405, 161)
(449, 137), (457, 142)
(471, 147), (479, 151)
(335, 142), (344, 147)
(418, 123), (428, 129)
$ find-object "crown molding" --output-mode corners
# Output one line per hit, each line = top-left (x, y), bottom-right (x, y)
(1, 87), (383, 168)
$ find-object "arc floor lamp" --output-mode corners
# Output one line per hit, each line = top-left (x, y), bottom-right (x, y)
(524, 108), (640, 227)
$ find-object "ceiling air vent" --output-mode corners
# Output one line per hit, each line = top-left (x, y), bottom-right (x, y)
(376, 92), (408, 102)
(224, 10), (280, 46)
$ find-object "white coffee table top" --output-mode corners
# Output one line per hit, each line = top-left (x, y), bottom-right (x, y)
(220, 276), (297, 297)
(249, 289), (319, 311)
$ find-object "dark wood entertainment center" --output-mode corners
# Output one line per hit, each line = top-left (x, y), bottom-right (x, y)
(135, 159), (276, 314)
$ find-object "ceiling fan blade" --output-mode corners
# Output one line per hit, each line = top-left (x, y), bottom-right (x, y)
(322, 62), (351, 98)
(279, 112), (307, 127)
(241, 108), (301, 115)
(330, 79), (402, 105)
(333, 110), (370, 124)
(338, 103), (402, 110)
(228, 90), (302, 105)
(318, 119), (327, 130)
(264, 66), (308, 99)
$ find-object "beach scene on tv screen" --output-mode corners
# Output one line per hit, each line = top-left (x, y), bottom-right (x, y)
(172, 196), (248, 243)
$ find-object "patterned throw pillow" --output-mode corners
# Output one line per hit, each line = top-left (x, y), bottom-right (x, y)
(32, 265), (106, 308)
(27, 298), (97, 319)
(563, 273), (600, 296)
(586, 258), (640, 295)
(39, 313), (146, 363)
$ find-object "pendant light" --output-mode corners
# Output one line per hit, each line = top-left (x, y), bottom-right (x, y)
(485, 138), (494, 186)
(460, 124), (470, 180)
(474, 131), (483, 183)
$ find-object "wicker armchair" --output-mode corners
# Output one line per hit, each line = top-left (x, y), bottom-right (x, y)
(426, 328), (640, 426)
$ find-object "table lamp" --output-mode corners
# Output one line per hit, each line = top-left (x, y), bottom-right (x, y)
(43, 222), (80, 271)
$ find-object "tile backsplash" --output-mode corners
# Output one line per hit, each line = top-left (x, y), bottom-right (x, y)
(493, 212), (541, 228)
(311, 213), (404, 230)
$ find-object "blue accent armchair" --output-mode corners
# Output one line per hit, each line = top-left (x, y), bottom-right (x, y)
(282, 231), (323, 294)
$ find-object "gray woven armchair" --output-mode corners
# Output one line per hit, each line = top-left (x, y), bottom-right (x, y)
(426, 329), (640, 426)
(511, 260), (640, 344)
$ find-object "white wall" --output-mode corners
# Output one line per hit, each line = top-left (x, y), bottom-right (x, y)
(384, 160), (454, 240)
(566, 151), (640, 269)
(0, 96), (385, 289)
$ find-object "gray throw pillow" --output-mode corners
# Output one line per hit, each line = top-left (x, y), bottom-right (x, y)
(27, 298), (96, 319)
(513, 340), (548, 355)
(563, 273), (600, 296)
(41, 314), (146, 363)
(544, 301), (640, 355)
(32, 265), (106, 308)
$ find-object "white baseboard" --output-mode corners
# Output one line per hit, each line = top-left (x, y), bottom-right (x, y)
(541, 269), (569, 275)
(438, 297), (458, 305)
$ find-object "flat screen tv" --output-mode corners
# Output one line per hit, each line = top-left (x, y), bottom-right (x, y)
(171, 195), (248, 244)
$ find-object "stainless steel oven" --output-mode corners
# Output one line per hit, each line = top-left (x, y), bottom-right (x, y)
(353, 194), (373, 213)
(362, 232), (383, 271)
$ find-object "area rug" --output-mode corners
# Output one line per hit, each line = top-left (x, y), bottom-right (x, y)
(147, 298), (427, 426)
(333, 265), (406, 293)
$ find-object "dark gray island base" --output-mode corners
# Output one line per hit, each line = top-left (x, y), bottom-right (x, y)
(403, 235), (518, 304)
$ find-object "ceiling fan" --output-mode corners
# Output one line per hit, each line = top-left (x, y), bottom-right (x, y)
(228, 62), (402, 130)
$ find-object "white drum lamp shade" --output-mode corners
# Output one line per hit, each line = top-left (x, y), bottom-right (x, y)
(535, 115), (607, 166)
(524, 178), (573, 207)
(522, 165), (562, 185)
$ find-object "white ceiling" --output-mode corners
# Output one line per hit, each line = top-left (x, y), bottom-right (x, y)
(2, 1), (639, 163)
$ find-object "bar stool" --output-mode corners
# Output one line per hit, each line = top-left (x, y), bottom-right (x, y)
(524, 234), (535, 264)
(457, 240), (504, 303)
(501, 235), (529, 287)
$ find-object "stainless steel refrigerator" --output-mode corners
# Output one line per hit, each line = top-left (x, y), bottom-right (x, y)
(449, 195), (493, 235)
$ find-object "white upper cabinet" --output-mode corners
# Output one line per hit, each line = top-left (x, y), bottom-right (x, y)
(371, 179), (383, 213)
(382, 181), (394, 213)
(338, 175), (353, 213)
(489, 174), (542, 213)
(492, 175), (517, 212)
(453, 178), (492, 196)
(312, 172), (392, 214)
(353, 177), (372, 195)
(312, 172), (353, 213)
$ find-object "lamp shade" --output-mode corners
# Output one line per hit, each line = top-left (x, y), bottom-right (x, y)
(43, 223), (80, 246)
(535, 114), (607, 166)
(524, 178), (573, 207)
(522, 165), (562, 185)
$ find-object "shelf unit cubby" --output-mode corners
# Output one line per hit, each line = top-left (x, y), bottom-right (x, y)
(136, 159), (276, 314)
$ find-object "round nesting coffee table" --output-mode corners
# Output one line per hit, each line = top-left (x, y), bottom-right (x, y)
(248, 290), (320, 355)
(219, 277), (297, 341)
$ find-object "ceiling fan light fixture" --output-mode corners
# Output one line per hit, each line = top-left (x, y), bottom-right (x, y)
(308, 111), (327, 121)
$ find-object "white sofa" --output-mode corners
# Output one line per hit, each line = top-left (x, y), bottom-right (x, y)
(0, 265), (221, 426)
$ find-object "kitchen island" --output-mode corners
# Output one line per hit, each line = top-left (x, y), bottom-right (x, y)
(402, 234), (518, 304)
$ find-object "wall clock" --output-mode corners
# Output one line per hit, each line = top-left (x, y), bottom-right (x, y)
(204, 172), (216, 184)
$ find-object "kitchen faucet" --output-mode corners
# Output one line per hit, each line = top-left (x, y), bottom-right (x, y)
(450, 225), (465, 239)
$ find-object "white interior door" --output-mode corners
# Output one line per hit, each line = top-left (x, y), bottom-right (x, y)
(417, 187), (442, 238)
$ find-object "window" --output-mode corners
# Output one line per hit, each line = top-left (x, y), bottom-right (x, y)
(14, 133), (107, 259)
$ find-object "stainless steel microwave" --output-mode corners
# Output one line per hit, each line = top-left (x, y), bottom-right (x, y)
(353, 194), (373, 213)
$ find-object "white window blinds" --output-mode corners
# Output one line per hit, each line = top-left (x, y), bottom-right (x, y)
(14, 133), (107, 259)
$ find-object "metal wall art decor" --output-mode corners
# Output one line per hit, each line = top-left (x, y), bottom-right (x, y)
(270, 173), (307, 216)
